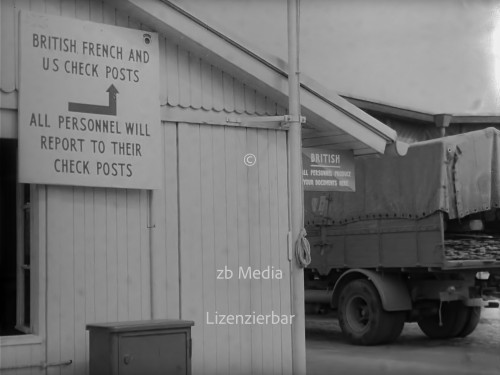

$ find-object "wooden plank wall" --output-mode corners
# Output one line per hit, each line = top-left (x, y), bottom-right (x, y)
(0, 341), (45, 375)
(35, 122), (293, 375)
(178, 123), (292, 375)
(45, 186), (151, 375)
(150, 121), (180, 320)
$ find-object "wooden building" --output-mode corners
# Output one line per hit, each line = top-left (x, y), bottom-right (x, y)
(0, 1), (398, 374)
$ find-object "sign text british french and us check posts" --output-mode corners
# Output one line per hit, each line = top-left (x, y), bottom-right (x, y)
(18, 12), (161, 189)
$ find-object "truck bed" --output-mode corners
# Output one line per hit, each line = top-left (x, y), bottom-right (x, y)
(444, 236), (500, 260)
(307, 213), (500, 274)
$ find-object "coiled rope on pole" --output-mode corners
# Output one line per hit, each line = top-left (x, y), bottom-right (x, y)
(295, 228), (311, 267)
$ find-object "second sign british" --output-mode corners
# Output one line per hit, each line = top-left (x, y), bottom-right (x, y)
(302, 147), (355, 192)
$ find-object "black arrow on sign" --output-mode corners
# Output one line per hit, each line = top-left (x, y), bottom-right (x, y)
(68, 84), (119, 116)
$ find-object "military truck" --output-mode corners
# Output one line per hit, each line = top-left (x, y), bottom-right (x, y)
(304, 127), (500, 345)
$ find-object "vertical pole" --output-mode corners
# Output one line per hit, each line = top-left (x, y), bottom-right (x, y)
(287, 0), (306, 374)
(434, 113), (452, 138)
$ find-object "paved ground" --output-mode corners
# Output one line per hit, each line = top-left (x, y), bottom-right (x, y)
(306, 306), (500, 375)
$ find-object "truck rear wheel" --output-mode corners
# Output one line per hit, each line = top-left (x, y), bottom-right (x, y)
(417, 301), (469, 339)
(458, 306), (481, 338)
(338, 279), (405, 345)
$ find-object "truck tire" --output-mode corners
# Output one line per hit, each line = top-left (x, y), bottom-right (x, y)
(338, 279), (405, 345)
(457, 306), (481, 338)
(417, 301), (468, 339)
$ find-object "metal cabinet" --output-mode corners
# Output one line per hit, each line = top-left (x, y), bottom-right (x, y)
(86, 319), (194, 375)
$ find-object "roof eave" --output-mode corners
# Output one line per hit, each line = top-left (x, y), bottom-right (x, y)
(105, 0), (398, 154)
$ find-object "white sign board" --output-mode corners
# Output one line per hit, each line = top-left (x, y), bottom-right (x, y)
(18, 12), (162, 189)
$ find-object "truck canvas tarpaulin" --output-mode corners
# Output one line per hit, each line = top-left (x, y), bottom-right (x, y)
(305, 127), (500, 225)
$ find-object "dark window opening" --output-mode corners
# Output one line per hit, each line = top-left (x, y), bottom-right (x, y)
(0, 139), (30, 336)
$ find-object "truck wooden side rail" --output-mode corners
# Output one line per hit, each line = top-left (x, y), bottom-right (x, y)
(305, 128), (500, 345)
